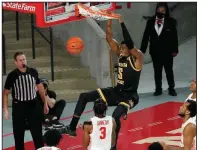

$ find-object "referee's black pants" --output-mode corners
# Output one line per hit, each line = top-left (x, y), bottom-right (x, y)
(12, 99), (44, 150)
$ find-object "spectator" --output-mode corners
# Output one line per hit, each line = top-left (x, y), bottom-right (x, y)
(140, 2), (178, 96)
(37, 78), (66, 130)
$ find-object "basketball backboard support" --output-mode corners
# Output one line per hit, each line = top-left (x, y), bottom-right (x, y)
(2, 2), (116, 28)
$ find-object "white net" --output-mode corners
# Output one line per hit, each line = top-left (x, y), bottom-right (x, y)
(77, 4), (119, 21)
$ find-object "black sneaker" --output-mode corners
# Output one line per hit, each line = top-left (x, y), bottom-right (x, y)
(153, 90), (162, 96)
(45, 122), (53, 130)
(51, 120), (64, 128)
(168, 88), (177, 96)
(62, 125), (77, 137)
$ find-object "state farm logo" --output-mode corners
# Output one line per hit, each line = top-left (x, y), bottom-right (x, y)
(2, 2), (36, 12)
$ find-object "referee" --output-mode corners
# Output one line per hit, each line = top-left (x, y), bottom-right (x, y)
(3, 52), (49, 150)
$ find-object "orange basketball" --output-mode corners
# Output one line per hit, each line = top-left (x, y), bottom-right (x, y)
(66, 37), (84, 55)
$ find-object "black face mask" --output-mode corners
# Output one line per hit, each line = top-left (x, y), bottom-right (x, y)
(156, 12), (165, 19)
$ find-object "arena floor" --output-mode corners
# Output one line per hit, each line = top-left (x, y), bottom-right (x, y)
(3, 87), (190, 150)
(3, 37), (196, 149)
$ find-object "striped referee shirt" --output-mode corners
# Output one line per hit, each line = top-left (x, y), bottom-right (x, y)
(4, 67), (40, 101)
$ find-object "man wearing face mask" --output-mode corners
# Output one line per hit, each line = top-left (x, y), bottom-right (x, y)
(140, 3), (178, 96)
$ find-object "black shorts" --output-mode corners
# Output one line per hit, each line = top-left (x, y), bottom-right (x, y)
(97, 87), (139, 110)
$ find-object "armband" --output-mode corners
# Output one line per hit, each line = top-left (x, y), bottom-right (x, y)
(120, 22), (135, 50)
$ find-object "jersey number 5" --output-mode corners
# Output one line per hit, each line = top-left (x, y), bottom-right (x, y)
(118, 67), (123, 80)
(100, 127), (106, 139)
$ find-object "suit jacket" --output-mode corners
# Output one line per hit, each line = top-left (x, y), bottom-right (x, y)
(140, 16), (178, 56)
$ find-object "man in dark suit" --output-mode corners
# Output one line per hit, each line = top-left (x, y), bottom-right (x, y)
(140, 2), (178, 96)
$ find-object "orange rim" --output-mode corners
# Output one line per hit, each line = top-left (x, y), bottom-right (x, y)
(75, 3), (119, 19)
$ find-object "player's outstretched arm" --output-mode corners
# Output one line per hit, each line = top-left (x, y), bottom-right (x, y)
(118, 15), (143, 65)
(106, 19), (120, 56)
(111, 118), (117, 147)
(182, 123), (196, 150)
(83, 121), (92, 148)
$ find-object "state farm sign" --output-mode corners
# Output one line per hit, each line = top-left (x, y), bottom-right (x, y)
(2, 2), (37, 13)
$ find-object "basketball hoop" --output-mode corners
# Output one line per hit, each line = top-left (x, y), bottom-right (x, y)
(75, 3), (120, 21)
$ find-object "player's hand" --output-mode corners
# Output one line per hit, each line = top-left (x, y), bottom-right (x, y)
(4, 109), (9, 120)
(118, 15), (123, 23)
(106, 11), (121, 20)
(44, 103), (49, 114)
(106, 10), (112, 14)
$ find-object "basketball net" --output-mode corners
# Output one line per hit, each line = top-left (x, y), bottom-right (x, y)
(75, 3), (120, 21)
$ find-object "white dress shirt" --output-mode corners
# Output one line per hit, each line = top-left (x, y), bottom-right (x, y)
(155, 17), (164, 36)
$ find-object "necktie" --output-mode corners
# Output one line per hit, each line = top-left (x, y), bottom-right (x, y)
(157, 19), (163, 27)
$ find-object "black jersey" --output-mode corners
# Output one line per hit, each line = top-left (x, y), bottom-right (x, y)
(116, 56), (141, 92)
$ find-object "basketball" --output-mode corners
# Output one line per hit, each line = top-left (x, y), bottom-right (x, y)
(66, 37), (84, 55)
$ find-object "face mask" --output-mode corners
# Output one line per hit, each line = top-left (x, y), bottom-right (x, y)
(156, 12), (165, 19)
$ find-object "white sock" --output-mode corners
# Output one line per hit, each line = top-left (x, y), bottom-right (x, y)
(52, 116), (57, 120)
(45, 118), (49, 122)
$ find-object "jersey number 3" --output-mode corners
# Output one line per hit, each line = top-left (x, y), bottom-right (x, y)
(100, 127), (106, 139)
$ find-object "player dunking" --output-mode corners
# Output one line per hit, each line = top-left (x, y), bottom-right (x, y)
(64, 14), (143, 150)
(83, 98), (116, 150)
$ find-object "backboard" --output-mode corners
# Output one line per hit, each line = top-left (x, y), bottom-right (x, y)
(39, 2), (116, 28)
(2, 2), (116, 28)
